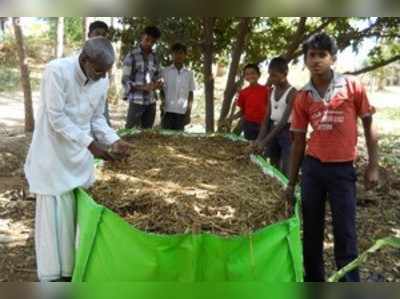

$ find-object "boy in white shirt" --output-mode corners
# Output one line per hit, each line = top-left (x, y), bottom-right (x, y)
(161, 43), (195, 131)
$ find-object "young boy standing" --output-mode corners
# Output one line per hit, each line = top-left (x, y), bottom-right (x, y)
(161, 43), (195, 131)
(285, 33), (379, 282)
(229, 64), (270, 141)
(122, 26), (162, 129)
(88, 20), (112, 126)
(254, 57), (296, 176)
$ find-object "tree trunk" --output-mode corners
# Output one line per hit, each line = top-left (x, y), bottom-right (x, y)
(12, 17), (34, 133)
(217, 17), (251, 132)
(82, 17), (89, 42)
(202, 17), (216, 133)
(56, 17), (64, 58)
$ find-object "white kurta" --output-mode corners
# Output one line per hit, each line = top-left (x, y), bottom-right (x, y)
(24, 55), (119, 196)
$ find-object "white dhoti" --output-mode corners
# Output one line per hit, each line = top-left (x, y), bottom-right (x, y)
(35, 191), (76, 281)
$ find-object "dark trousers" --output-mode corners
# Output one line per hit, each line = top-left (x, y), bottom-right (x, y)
(126, 102), (156, 129)
(301, 155), (360, 282)
(162, 112), (186, 131)
(264, 124), (291, 176)
(243, 120), (260, 141)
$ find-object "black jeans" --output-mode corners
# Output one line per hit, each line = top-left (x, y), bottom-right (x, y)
(301, 155), (359, 282)
(264, 124), (292, 176)
(125, 102), (156, 129)
(161, 112), (186, 131)
(243, 120), (260, 141)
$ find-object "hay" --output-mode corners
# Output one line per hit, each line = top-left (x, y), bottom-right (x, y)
(90, 132), (287, 236)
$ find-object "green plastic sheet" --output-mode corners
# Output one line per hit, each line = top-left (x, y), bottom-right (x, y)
(71, 132), (303, 282)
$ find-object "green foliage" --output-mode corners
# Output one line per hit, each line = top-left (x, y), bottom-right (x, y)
(41, 17), (83, 49)
(116, 17), (238, 77)
(0, 68), (20, 92)
(0, 33), (53, 68)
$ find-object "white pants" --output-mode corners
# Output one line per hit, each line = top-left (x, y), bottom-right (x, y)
(35, 191), (76, 281)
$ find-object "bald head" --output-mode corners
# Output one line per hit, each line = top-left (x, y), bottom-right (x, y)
(81, 37), (115, 68)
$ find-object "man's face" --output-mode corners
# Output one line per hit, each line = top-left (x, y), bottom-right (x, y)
(268, 69), (286, 86)
(173, 51), (186, 65)
(83, 58), (111, 81)
(89, 28), (108, 39)
(305, 48), (335, 76)
(141, 34), (157, 52)
(244, 68), (260, 85)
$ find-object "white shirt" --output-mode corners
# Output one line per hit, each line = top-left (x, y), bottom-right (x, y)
(270, 86), (294, 124)
(161, 65), (195, 114)
(24, 55), (119, 196)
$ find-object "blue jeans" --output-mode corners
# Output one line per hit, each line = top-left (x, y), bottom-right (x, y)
(301, 156), (360, 282)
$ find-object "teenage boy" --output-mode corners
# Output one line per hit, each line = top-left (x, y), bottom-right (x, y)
(285, 32), (379, 282)
(161, 43), (195, 131)
(122, 26), (162, 129)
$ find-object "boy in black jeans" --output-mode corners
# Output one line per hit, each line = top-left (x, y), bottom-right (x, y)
(160, 43), (195, 131)
(285, 33), (379, 282)
(122, 26), (162, 129)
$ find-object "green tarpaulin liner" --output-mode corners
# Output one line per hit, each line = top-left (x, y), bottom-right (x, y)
(71, 132), (303, 282)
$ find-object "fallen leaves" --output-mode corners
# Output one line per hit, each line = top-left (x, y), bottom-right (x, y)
(91, 132), (287, 236)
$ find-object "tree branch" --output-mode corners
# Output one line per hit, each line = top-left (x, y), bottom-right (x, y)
(344, 54), (400, 76)
(283, 17), (307, 60)
(285, 18), (337, 62)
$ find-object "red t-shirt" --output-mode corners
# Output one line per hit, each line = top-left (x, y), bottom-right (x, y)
(236, 84), (270, 124)
(290, 75), (375, 162)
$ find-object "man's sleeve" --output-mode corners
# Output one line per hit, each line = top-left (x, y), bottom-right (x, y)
(290, 92), (309, 133)
(353, 79), (375, 119)
(91, 80), (120, 146)
(121, 52), (139, 98)
(44, 64), (93, 148)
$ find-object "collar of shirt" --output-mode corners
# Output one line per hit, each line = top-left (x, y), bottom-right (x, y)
(74, 55), (89, 86)
(302, 71), (346, 102)
(137, 45), (154, 56)
(169, 64), (188, 74)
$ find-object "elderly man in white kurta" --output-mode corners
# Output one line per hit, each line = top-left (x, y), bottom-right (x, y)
(25, 37), (127, 282)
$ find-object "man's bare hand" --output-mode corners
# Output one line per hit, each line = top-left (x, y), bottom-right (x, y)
(153, 80), (164, 90)
(88, 142), (114, 161)
(364, 163), (379, 190)
(112, 140), (130, 154)
(246, 140), (264, 155)
(283, 184), (295, 218)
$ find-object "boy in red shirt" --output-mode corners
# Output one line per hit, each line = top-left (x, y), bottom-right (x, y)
(229, 64), (269, 141)
(285, 33), (379, 282)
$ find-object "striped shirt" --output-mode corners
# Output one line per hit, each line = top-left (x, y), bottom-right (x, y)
(121, 46), (161, 105)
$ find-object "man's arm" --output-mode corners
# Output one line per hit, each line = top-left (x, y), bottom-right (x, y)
(121, 53), (151, 96)
(43, 65), (114, 160)
(255, 93), (272, 144)
(362, 115), (379, 189)
(187, 72), (195, 114)
(230, 111), (243, 121)
(187, 91), (194, 114)
(284, 131), (306, 214)
(44, 65), (93, 148)
(91, 90), (120, 146)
